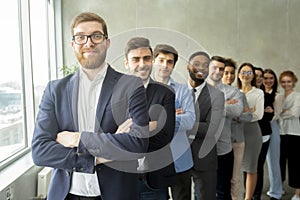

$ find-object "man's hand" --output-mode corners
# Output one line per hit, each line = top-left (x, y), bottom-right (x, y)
(176, 108), (184, 115)
(226, 99), (238, 105)
(96, 157), (112, 164)
(149, 121), (158, 132)
(116, 118), (133, 134)
(56, 131), (80, 148)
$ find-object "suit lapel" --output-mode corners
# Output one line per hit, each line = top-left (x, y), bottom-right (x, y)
(198, 84), (209, 106)
(67, 71), (80, 131)
(145, 79), (156, 108)
(95, 66), (117, 132)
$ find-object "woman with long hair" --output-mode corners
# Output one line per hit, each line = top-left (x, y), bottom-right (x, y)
(253, 67), (276, 200)
(237, 63), (264, 200)
(276, 70), (300, 200)
(263, 69), (283, 200)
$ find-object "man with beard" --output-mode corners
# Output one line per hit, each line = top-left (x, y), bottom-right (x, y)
(32, 12), (150, 200)
(186, 51), (225, 200)
(123, 37), (176, 200)
(206, 56), (243, 200)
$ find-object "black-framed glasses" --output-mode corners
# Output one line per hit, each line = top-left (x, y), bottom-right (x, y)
(72, 33), (107, 45)
(241, 70), (253, 75)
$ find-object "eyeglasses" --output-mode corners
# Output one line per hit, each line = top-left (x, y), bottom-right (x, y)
(241, 70), (253, 75)
(72, 33), (107, 45)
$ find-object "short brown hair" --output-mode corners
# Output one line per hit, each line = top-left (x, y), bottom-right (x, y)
(153, 44), (178, 66)
(70, 12), (108, 37)
(124, 37), (152, 59)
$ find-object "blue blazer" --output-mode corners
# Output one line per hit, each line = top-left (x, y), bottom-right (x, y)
(32, 66), (149, 200)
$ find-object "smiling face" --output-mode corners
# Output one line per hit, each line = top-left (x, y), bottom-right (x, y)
(238, 65), (254, 85)
(153, 53), (175, 80)
(209, 60), (225, 83)
(222, 66), (236, 85)
(187, 54), (210, 85)
(124, 47), (153, 82)
(263, 72), (275, 90)
(72, 21), (110, 70)
(280, 75), (294, 92)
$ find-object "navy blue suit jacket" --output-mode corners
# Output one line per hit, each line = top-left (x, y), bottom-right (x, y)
(32, 66), (149, 200)
(143, 80), (176, 189)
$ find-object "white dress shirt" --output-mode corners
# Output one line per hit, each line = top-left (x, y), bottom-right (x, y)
(69, 64), (108, 196)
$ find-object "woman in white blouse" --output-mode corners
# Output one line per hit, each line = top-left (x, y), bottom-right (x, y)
(237, 63), (264, 200)
(275, 70), (300, 200)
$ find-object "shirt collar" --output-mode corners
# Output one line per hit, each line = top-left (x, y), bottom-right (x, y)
(143, 77), (150, 88)
(187, 80), (206, 92)
(79, 63), (108, 84)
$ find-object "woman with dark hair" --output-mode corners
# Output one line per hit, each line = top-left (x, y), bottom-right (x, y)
(276, 70), (300, 200)
(223, 58), (252, 200)
(262, 69), (283, 200)
(237, 63), (264, 200)
(253, 68), (278, 200)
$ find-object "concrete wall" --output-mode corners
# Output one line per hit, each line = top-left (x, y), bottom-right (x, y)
(61, 0), (300, 91)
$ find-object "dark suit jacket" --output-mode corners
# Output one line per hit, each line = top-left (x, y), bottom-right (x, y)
(31, 66), (149, 200)
(143, 80), (176, 189)
(189, 83), (225, 171)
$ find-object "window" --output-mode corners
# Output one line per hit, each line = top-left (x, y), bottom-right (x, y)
(0, 0), (58, 169)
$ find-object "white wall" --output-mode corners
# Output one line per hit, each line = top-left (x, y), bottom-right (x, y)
(61, 0), (300, 91)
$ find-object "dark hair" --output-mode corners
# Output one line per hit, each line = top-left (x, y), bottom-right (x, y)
(124, 37), (152, 59)
(71, 12), (108, 38)
(279, 70), (298, 87)
(188, 51), (210, 62)
(237, 62), (256, 88)
(153, 44), (178, 66)
(261, 68), (278, 103)
(254, 66), (264, 75)
(211, 55), (226, 64)
(224, 58), (237, 69)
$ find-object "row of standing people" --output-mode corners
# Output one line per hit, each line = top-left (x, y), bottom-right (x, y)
(222, 61), (300, 200)
(31, 11), (300, 200)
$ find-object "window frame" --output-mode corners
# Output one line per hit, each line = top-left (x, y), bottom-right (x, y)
(0, 0), (60, 170)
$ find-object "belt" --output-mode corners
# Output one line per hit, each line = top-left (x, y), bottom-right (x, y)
(65, 193), (102, 200)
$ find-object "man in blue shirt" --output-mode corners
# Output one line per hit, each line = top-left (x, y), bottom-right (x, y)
(153, 44), (195, 200)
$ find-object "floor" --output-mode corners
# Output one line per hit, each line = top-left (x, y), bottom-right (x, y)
(261, 164), (294, 200)
(168, 163), (295, 200)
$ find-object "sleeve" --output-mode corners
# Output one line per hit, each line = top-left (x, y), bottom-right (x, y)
(32, 82), (95, 173)
(176, 86), (196, 131)
(225, 88), (243, 118)
(251, 89), (264, 121)
(280, 92), (300, 119)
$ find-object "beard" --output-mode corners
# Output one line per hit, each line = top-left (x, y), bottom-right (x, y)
(189, 70), (205, 85)
(75, 47), (107, 70)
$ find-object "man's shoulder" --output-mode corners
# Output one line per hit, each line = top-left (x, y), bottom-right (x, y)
(48, 73), (75, 88)
(205, 83), (225, 101)
(150, 81), (175, 94)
